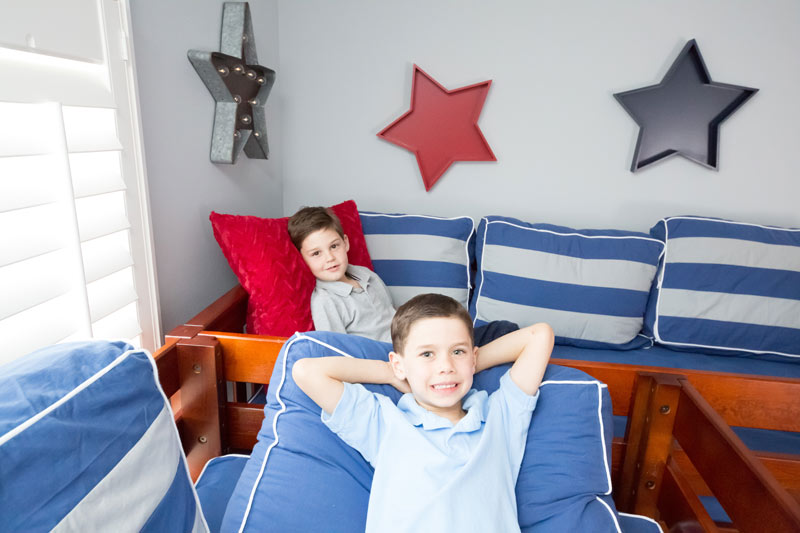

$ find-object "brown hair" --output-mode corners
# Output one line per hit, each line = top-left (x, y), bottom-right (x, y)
(287, 206), (345, 250)
(391, 293), (474, 354)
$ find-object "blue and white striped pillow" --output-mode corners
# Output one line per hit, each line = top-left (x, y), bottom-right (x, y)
(471, 216), (665, 349)
(645, 216), (800, 360)
(359, 211), (475, 308)
(0, 340), (208, 532)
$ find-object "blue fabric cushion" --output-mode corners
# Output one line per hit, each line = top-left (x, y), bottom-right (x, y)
(645, 216), (800, 361)
(196, 455), (249, 533)
(618, 513), (663, 532)
(471, 216), (665, 349)
(0, 340), (207, 532)
(359, 211), (475, 308)
(222, 331), (651, 532)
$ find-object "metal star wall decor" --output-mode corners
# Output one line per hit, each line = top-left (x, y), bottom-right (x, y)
(188, 2), (276, 164)
(614, 39), (757, 172)
(378, 65), (495, 191)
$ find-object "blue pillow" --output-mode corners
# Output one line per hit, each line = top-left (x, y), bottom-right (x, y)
(471, 216), (665, 349)
(196, 455), (249, 533)
(0, 340), (208, 532)
(359, 211), (475, 308)
(645, 216), (800, 361)
(221, 331), (653, 532)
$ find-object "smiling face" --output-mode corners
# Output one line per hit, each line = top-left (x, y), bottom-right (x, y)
(389, 316), (478, 423)
(299, 227), (351, 283)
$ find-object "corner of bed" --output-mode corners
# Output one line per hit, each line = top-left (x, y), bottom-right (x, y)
(154, 284), (800, 532)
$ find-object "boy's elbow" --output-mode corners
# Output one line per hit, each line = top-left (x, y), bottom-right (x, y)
(528, 322), (554, 342)
(535, 322), (554, 338)
(292, 358), (312, 389)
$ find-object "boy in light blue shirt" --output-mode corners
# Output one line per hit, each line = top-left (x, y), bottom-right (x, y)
(293, 293), (554, 532)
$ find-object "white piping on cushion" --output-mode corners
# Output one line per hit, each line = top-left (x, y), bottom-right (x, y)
(1, 348), (132, 446)
(619, 511), (664, 532)
(194, 453), (250, 487)
(540, 380), (612, 495)
(238, 333), (358, 533)
(360, 212), (476, 308)
(595, 496), (623, 533)
(651, 217), (800, 359)
(473, 217), (490, 326)
(487, 219), (665, 244)
(1, 346), (211, 533)
(144, 348), (212, 533)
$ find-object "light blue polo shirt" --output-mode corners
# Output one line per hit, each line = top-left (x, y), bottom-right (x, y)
(322, 371), (539, 533)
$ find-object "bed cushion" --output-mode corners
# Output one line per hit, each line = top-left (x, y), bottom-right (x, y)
(471, 216), (664, 349)
(0, 340), (207, 532)
(645, 216), (800, 361)
(221, 331), (641, 532)
(359, 211), (475, 308)
(210, 200), (373, 336)
(196, 455), (249, 533)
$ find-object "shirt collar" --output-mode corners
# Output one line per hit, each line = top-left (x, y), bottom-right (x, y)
(315, 264), (370, 296)
(397, 389), (488, 433)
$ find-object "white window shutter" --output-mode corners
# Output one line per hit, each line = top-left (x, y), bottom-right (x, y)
(0, 0), (159, 365)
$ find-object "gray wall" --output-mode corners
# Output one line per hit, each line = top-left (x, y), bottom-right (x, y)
(278, 0), (800, 230)
(131, 0), (800, 336)
(130, 0), (282, 334)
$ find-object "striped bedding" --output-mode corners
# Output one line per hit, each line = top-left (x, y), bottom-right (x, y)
(0, 340), (208, 532)
(646, 216), (800, 360)
(360, 211), (475, 309)
(471, 216), (664, 350)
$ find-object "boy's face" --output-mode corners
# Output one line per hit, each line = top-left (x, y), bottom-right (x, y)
(299, 227), (350, 283)
(389, 316), (477, 422)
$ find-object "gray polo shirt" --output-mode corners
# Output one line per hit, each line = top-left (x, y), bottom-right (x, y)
(310, 264), (395, 343)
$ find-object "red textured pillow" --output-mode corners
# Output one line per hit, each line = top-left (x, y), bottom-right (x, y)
(210, 200), (373, 336)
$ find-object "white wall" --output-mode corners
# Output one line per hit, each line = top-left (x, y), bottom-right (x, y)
(278, 0), (800, 231)
(130, 0), (282, 333)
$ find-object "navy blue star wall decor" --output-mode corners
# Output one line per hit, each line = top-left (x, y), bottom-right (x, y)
(188, 2), (276, 164)
(614, 40), (757, 172)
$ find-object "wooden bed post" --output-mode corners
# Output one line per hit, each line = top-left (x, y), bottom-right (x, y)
(616, 372), (681, 516)
(175, 335), (227, 481)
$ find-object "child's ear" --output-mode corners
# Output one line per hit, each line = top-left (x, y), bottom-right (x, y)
(388, 351), (406, 380)
(343, 234), (350, 253)
(471, 345), (479, 373)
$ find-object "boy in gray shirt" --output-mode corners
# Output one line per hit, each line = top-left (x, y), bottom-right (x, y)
(289, 206), (395, 342)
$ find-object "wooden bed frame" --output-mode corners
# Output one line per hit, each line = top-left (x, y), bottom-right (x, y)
(154, 284), (800, 532)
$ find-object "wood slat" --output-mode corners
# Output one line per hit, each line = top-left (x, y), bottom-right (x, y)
(227, 402), (266, 451)
(673, 380), (800, 532)
(658, 456), (720, 532)
(758, 452), (800, 494)
(200, 331), (284, 383)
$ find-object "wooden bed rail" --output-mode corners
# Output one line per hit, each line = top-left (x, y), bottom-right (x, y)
(614, 372), (800, 532)
(155, 284), (800, 530)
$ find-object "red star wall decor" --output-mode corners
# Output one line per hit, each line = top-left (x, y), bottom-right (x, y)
(378, 65), (496, 191)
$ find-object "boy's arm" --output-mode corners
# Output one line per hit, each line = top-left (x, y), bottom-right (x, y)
(292, 356), (406, 415)
(475, 323), (554, 396)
